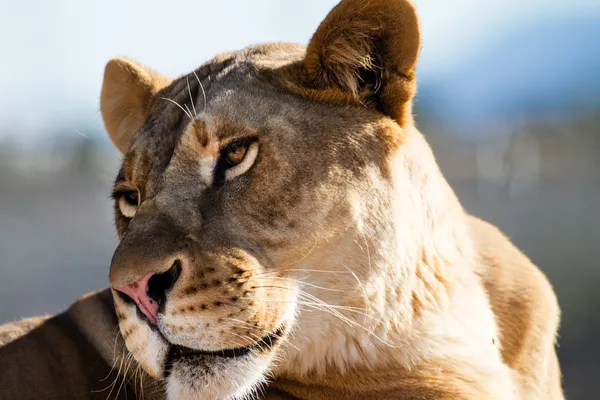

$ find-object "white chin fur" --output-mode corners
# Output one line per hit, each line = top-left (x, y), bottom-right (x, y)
(116, 297), (168, 378)
(166, 354), (272, 400)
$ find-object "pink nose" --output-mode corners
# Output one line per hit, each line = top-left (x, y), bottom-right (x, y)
(116, 273), (159, 325)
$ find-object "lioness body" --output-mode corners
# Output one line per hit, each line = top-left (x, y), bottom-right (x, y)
(0, 1), (562, 399)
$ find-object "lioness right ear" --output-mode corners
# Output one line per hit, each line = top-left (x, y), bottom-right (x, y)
(304, 0), (421, 126)
(100, 58), (170, 153)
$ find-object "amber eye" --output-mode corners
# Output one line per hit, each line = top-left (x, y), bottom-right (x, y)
(225, 144), (249, 166)
(219, 138), (259, 181)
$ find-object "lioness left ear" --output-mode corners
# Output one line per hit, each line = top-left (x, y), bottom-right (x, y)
(305, 0), (421, 126)
(100, 57), (171, 153)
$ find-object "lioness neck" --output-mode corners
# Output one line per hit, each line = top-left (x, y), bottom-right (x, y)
(274, 125), (502, 382)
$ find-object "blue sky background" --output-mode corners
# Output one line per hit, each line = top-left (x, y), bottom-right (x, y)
(1, 0), (599, 142)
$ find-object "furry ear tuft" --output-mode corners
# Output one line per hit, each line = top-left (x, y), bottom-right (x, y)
(304, 0), (421, 126)
(100, 58), (170, 153)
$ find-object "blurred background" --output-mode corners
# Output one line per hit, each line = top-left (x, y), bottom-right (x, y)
(0, 0), (598, 397)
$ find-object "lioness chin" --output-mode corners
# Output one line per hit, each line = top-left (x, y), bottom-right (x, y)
(0, 0), (563, 399)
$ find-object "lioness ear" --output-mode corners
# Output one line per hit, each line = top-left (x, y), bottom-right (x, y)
(305, 0), (421, 126)
(100, 58), (170, 153)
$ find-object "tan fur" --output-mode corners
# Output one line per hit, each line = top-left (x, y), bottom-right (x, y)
(0, 1), (563, 399)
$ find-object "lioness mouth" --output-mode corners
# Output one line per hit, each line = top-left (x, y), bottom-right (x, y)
(165, 326), (285, 364)
(118, 289), (286, 362)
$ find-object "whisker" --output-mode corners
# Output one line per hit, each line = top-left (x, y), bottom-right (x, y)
(115, 352), (135, 400)
(192, 70), (207, 113)
(224, 317), (300, 352)
(186, 76), (197, 117)
(244, 285), (395, 347)
(238, 267), (355, 283)
(247, 285), (291, 291)
(249, 293), (378, 320)
(279, 268), (356, 275)
(300, 297), (398, 348)
(99, 329), (123, 383)
(184, 104), (193, 119)
(100, 348), (126, 399)
(158, 97), (192, 119)
(247, 331), (269, 353)
(279, 235), (320, 268)
(75, 129), (90, 139)
(340, 262), (372, 314)
(245, 274), (344, 293)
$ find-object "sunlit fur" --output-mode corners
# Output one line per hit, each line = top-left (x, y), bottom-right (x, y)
(96, 0), (563, 399)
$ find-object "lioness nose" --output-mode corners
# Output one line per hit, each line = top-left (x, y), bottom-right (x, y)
(115, 260), (182, 325)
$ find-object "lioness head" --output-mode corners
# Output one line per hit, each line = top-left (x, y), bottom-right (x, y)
(101, 0), (467, 398)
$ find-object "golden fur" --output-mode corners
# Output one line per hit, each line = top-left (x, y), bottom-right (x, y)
(0, 1), (563, 399)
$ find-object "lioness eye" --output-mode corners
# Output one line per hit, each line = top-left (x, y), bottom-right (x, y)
(118, 190), (139, 219)
(220, 139), (259, 181)
(225, 144), (249, 166)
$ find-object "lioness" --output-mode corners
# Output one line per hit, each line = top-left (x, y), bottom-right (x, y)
(0, 0), (563, 399)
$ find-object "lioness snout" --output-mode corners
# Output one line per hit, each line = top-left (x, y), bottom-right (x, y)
(114, 259), (182, 324)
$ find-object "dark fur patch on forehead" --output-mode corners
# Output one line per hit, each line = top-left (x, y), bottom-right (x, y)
(190, 120), (210, 147)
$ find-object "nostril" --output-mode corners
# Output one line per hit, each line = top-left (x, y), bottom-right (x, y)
(147, 259), (183, 304)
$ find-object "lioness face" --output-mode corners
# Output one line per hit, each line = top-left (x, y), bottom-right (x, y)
(102, 1), (421, 398)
